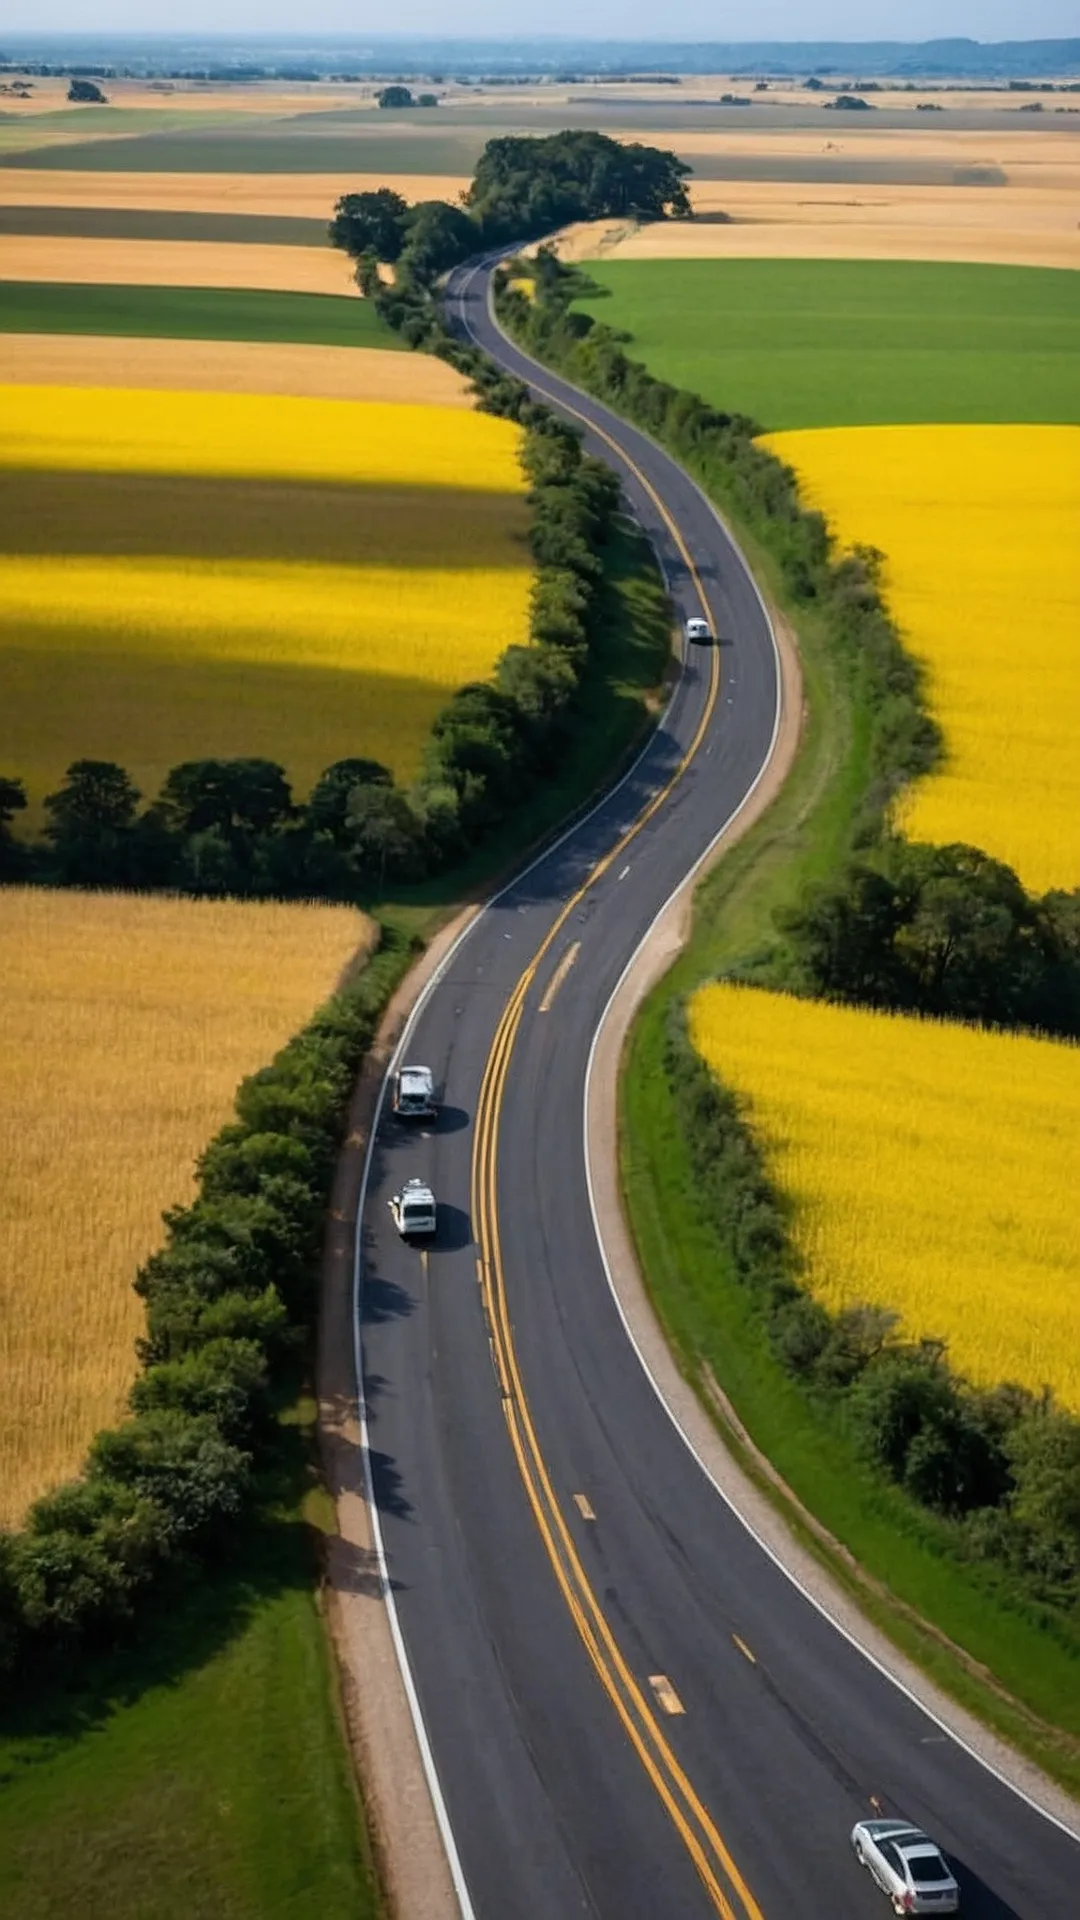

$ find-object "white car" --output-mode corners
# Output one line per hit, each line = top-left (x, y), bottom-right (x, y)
(390, 1178), (437, 1239)
(851, 1818), (960, 1914)
(685, 616), (713, 644)
(393, 1063), (437, 1120)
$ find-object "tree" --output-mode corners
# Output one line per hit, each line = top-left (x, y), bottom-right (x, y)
(417, 93), (439, 108)
(328, 187), (409, 262)
(307, 757), (393, 843)
(377, 84), (415, 108)
(157, 759), (293, 857)
(344, 784), (423, 888)
(0, 773), (28, 879)
(44, 759), (141, 885)
(467, 131), (691, 243)
(67, 78), (107, 102)
(398, 199), (479, 285)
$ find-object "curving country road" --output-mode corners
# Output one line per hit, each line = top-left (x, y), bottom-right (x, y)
(353, 257), (1080, 1919)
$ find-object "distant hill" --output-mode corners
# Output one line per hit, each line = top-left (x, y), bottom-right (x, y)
(2, 34), (1079, 83)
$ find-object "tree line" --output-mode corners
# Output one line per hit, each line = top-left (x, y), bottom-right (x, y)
(1, 408), (621, 903)
(496, 247), (1080, 1630)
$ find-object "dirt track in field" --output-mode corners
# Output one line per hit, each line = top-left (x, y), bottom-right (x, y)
(1, 331), (473, 403)
(0, 232), (359, 293)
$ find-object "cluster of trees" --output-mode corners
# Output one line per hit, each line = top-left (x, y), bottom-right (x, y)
(0, 932), (409, 1671)
(375, 84), (438, 108)
(329, 130), (691, 292)
(668, 1024), (1080, 1619)
(782, 840), (1080, 1038)
(497, 248), (1080, 1628)
(67, 77), (107, 101)
(1, 411), (620, 903)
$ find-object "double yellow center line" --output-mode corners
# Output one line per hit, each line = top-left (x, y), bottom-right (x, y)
(467, 414), (763, 1918)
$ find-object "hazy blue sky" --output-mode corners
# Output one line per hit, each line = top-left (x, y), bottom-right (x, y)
(4, 3), (1078, 38)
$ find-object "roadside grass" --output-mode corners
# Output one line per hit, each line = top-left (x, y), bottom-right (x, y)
(0, 280), (396, 345)
(0, 1391), (383, 1920)
(574, 258), (1080, 429)
(618, 521), (1080, 1792)
(0, 205), (330, 245)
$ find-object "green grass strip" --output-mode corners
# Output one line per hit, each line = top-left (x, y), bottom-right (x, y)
(0, 205), (330, 246)
(0, 280), (404, 348)
(575, 258), (1080, 429)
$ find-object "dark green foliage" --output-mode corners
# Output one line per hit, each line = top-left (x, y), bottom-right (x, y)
(0, 773), (28, 879)
(328, 187), (409, 262)
(376, 84), (414, 108)
(43, 758), (141, 885)
(0, 928), (411, 1674)
(67, 78), (106, 102)
(782, 842), (1080, 1038)
(467, 130), (691, 242)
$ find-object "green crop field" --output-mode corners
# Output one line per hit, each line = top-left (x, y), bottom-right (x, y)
(0, 205), (329, 245)
(0, 280), (398, 345)
(0, 127), (492, 174)
(572, 259), (1080, 429)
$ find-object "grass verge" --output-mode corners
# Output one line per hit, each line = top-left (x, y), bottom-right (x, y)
(0, 1390), (383, 1920)
(618, 520), (1080, 1795)
(0, 280), (398, 346)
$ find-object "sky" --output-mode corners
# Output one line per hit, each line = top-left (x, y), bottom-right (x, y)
(3, 4), (1078, 39)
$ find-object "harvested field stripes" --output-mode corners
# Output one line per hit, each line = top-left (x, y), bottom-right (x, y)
(0, 280), (397, 346)
(0, 167), (472, 217)
(0, 887), (370, 1528)
(0, 204), (330, 246)
(688, 984), (1080, 1411)
(1, 332), (467, 403)
(0, 233), (357, 294)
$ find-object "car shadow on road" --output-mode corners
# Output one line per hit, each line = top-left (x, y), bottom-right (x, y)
(950, 1860), (1021, 1919)
(434, 1202), (473, 1252)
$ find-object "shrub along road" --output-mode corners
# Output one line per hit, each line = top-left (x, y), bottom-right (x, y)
(348, 258), (1080, 1918)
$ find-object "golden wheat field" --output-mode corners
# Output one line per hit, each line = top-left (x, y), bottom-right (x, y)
(0, 383), (531, 811)
(1, 332), (472, 404)
(764, 424), (1080, 894)
(0, 233), (358, 296)
(0, 887), (370, 1528)
(689, 984), (1080, 1409)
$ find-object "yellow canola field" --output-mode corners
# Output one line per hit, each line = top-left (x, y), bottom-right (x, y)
(0, 383), (523, 492)
(764, 424), (1080, 895)
(689, 984), (1080, 1409)
(0, 887), (371, 1529)
(0, 385), (531, 803)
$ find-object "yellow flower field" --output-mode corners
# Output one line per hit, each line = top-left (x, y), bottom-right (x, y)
(0, 384), (532, 810)
(0, 887), (371, 1528)
(689, 983), (1080, 1409)
(764, 424), (1080, 894)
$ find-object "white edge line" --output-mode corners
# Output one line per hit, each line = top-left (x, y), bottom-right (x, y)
(578, 460), (1080, 1852)
(349, 256), (706, 1920)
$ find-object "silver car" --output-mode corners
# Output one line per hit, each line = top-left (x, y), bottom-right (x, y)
(851, 1818), (960, 1913)
(685, 616), (713, 644)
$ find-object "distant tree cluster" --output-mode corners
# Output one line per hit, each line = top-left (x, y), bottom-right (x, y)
(375, 84), (438, 108)
(329, 129), (692, 294)
(66, 77), (107, 102)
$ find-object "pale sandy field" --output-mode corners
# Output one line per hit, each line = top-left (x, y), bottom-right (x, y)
(0, 232), (359, 293)
(0, 167), (470, 217)
(558, 178), (1080, 271)
(0, 888), (372, 1527)
(661, 125), (1080, 189)
(1, 331), (472, 403)
(0, 76), (375, 115)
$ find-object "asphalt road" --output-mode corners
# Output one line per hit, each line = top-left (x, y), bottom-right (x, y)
(354, 259), (1080, 1919)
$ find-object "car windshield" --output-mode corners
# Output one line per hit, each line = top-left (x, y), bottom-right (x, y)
(908, 1854), (949, 1884)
